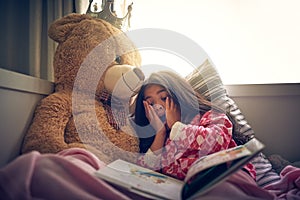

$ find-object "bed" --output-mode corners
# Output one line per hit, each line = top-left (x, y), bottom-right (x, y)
(0, 61), (299, 199)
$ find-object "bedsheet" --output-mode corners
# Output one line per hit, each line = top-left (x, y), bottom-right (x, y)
(0, 148), (298, 200)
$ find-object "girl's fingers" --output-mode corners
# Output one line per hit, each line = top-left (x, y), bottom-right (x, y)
(170, 98), (174, 109)
(148, 105), (155, 118)
(149, 106), (159, 120)
(165, 97), (181, 129)
(166, 97), (170, 110)
(144, 101), (158, 121)
(166, 97), (175, 110)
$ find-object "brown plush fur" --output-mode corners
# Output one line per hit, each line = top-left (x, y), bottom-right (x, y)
(21, 13), (142, 164)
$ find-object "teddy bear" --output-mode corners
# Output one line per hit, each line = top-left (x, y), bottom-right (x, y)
(21, 13), (144, 164)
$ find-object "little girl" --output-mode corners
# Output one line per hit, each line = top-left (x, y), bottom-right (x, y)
(133, 70), (255, 180)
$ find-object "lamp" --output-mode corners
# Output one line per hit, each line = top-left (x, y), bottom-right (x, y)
(86, 0), (133, 31)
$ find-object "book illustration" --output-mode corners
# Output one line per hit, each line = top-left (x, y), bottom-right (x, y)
(131, 169), (167, 184)
(108, 164), (168, 184)
(96, 159), (183, 199)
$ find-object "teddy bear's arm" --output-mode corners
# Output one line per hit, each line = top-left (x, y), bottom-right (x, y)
(21, 92), (73, 154)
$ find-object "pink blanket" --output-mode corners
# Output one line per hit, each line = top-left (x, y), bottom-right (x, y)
(263, 165), (300, 199)
(0, 148), (133, 200)
(0, 148), (298, 200)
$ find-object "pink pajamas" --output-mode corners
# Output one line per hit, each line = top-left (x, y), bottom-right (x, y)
(138, 110), (255, 180)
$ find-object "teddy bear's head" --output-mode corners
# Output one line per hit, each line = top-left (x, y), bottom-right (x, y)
(43, 13), (144, 162)
(48, 13), (143, 99)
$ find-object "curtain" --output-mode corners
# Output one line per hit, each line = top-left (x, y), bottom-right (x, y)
(0, 0), (76, 82)
(29, 0), (75, 81)
(0, 0), (132, 81)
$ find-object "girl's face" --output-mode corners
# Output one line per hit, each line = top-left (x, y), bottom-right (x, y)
(144, 84), (169, 117)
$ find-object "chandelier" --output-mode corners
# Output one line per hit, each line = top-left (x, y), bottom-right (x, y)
(86, 0), (133, 31)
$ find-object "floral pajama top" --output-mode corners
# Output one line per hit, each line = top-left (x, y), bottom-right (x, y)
(137, 110), (255, 180)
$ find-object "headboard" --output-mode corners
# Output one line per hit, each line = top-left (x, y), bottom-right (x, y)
(0, 68), (54, 167)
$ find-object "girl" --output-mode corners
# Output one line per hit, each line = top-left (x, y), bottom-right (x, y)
(133, 70), (255, 180)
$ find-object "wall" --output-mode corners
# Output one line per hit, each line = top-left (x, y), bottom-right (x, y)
(0, 68), (53, 167)
(226, 84), (300, 162)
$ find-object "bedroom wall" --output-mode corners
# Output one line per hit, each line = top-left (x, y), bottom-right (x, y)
(0, 68), (54, 167)
(226, 84), (300, 162)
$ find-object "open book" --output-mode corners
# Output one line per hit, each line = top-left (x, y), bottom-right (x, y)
(95, 138), (265, 200)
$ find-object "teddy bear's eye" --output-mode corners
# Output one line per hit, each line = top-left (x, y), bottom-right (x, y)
(115, 55), (122, 64)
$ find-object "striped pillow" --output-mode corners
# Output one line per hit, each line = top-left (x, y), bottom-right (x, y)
(185, 59), (227, 102)
(252, 153), (281, 187)
(185, 59), (255, 145)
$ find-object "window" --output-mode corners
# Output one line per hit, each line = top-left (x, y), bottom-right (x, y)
(0, 0), (74, 81)
(130, 0), (300, 84)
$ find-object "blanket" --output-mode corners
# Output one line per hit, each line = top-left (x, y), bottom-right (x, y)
(263, 165), (300, 199)
(0, 148), (132, 200)
(0, 148), (299, 199)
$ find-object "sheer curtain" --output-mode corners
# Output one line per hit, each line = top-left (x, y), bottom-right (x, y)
(0, 0), (76, 81)
(29, 0), (75, 81)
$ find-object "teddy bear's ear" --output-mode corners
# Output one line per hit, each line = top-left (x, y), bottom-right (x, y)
(48, 13), (92, 43)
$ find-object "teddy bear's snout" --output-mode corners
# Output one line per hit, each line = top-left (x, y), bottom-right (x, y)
(133, 68), (145, 82)
(104, 65), (145, 100)
(122, 67), (145, 94)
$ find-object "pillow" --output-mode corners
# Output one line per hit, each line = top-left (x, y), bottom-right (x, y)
(185, 59), (255, 145)
(252, 153), (281, 187)
(185, 59), (227, 101)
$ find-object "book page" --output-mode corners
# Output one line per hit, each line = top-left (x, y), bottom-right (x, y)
(95, 159), (183, 200)
(184, 145), (251, 182)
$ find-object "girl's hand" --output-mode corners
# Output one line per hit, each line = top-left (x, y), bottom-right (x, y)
(165, 97), (181, 129)
(143, 101), (164, 131)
